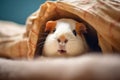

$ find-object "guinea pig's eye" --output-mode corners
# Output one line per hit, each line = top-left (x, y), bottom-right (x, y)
(52, 29), (56, 33)
(73, 30), (77, 36)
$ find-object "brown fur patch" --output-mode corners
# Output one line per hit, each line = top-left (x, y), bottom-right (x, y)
(59, 35), (66, 42)
(45, 21), (57, 32)
(76, 22), (87, 35)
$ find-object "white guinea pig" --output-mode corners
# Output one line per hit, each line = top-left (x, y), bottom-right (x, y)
(42, 18), (89, 57)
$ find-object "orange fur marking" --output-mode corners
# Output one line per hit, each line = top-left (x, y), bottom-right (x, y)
(45, 21), (56, 32)
(76, 22), (87, 35)
(59, 35), (66, 42)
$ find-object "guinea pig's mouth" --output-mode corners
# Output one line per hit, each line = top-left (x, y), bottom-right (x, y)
(58, 50), (66, 54)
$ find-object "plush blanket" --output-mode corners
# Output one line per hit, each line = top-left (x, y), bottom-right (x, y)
(0, 0), (120, 59)
(0, 21), (28, 59)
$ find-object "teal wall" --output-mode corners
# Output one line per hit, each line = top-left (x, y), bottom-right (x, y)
(0, 0), (46, 24)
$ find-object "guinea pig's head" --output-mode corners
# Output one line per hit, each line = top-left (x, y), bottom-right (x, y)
(42, 19), (88, 57)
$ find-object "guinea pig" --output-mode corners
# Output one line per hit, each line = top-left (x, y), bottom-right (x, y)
(42, 18), (89, 57)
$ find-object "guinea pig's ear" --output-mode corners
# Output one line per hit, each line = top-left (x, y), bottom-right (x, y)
(45, 21), (57, 33)
(76, 22), (87, 34)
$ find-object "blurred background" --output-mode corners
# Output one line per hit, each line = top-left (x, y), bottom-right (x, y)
(0, 0), (47, 24)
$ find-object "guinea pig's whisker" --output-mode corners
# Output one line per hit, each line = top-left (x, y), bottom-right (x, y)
(39, 38), (46, 40)
(37, 44), (44, 48)
(37, 42), (45, 47)
(40, 37), (46, 39)
(38, 45), (44, 48)
(39, 32), (48, 35)
(37, 41), (45, 45)
(38, 36), (46, 39)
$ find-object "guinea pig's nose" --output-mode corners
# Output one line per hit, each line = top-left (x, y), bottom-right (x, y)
(57, 35), (68, 43)
(57, 38), (68, 43)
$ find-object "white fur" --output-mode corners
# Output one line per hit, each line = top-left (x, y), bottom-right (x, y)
(43, 19), (88, 57)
